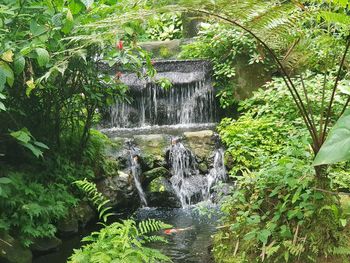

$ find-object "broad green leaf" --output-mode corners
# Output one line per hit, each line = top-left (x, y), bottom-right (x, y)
(69, 0), (84, 14)
(0, 177), (11, 184)
(35, 48), (50, 67)
(23, 143), (43, 158)
(1, 50), (13, 62)
(257, 229), (271, 244)
(14, 56), (25, 74)
(0, 62), (14, 87)
(33, 141), (49, 149)
(26, 79), (36, 97)
(0, 102), (6, 111)
(30, 20), (47, 36)
(314, 110), (350, 166)
(10, 129), (31, 144)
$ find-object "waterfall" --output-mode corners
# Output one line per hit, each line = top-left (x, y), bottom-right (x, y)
(168, 139), (227, 207)
(106, 60), (218, 129)
(128, 144), (148, 207)
(206, 149), (227, 199)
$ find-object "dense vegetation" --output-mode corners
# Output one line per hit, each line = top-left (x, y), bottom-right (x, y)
(1, 0), (350, 262)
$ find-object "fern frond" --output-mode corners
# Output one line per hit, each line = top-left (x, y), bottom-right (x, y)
(74, 179), (114, 223)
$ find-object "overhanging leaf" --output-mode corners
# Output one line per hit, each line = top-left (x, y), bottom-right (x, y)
(0, 62), (14, 87)
(35, 48), (50, 67)
(1, 50), (13, 62)
(10, 129), (31, 144)
(26, 79), (36, 97)
(314, 110), (350, 166)
(0, 177), (11, 184)
(14, 56), (25, 74)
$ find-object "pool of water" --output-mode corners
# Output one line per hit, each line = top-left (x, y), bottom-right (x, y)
(133, 205), (220, 263)
(33, 205), (220, 263)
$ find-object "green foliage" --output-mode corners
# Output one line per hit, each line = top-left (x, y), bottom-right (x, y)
(216, 74), (350, 262)
(9, 128), (49, 158)
(68, 219), (172, 263)
(146, 12), (183, 41)
(180, 23), (271, 108)
(314, 109), (350, 166)
(71, 179), (171, 263)
(0, 172), (77, 247)
(75, 179), (115, 223)
(214, 159), (350, 263)
(0, 0), (155, 161)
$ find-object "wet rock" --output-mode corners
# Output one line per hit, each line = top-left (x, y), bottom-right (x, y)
(143, 167), (170, 186)
(0, 234), (32, 263)
(146, 177), (181, 207)
(57, 217), (78, 237)
(31, 236), (62, 255)
(96, 171), (138, 209)
(133, 134), (168, 157)
(183, 130), (215, 161)
(198, 162), (208, 174)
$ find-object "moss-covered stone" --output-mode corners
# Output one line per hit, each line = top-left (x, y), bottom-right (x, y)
(133, 134), (168, 157)
(183, 130), (215, 161)
(0, 234), (32, 263)
(198, 162), (208, 174)
(143, 167), (170, 186)
(147, 177), (169, 193)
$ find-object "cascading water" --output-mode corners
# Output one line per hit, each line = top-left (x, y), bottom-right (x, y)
(168, 138), (227, 207)
(206, 148), (227, 199)
(105, 60), (218, 129)
(128, 143), (148, 207)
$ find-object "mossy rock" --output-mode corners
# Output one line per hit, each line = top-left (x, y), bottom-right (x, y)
(147, 177), (169, 193)
(183, 130), (215, 161)
(0, 234), (32, 263)
(198, 162), (208, 174)
(143, 167), (170, 186)
(133, 134), (168, 157)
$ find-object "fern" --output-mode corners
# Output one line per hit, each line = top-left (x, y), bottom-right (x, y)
(74, 179), (115, 223)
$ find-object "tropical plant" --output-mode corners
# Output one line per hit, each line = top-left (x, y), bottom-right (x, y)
(146, 12), (183, 41)
(71, 179), (171, 263)
(0, 172), (77, 247)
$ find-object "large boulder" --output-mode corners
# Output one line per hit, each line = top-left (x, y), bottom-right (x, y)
(0, 234), (32, 263)
(31, 236), (62, 255)
(96, 171), (138, 209)
(57, 201), (96, 236)
(143, 167), (170, 186)
(133, 134), (168, 157)
(183, 130), (215, 161)
(146, 177), (181, 208)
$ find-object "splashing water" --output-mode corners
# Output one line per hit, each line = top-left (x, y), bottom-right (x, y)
(128, 144), (148, 207)
(168, 139), (227, 207)
(206, 149), (227, 199)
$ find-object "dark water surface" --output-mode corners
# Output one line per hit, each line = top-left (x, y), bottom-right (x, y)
(134, 206), (219, 263)
(33, 206), (219, 263)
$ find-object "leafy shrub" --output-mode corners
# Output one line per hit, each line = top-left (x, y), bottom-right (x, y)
(69, 219), (171, 263)
(0, 172), (77, 247)
(146, 12), (183, 41)
(180, 23), (273, 108)
(214, 158), (350, 263)
(70, 180), (171, 263)
(215, 75), (350, 262)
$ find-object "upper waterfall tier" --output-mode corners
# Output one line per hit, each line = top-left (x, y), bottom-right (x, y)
(103, 60), (219, 129)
